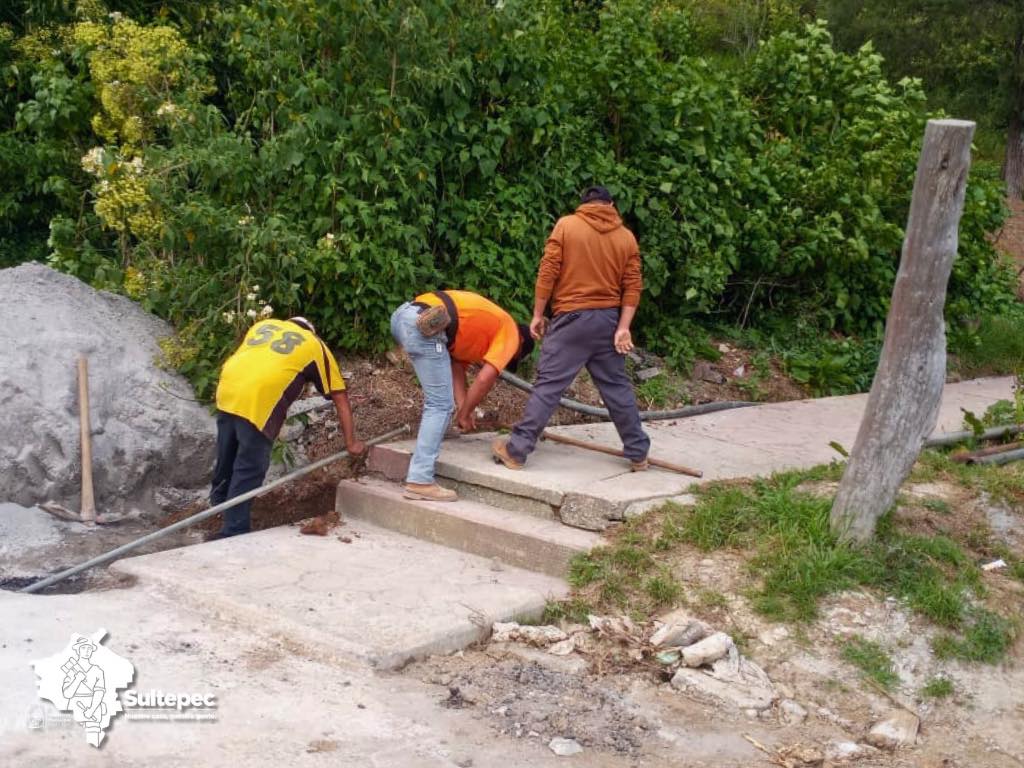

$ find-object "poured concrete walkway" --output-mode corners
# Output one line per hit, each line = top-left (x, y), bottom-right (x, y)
(376, 376), (1015, 521)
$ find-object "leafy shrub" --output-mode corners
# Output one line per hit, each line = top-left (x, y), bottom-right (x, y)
(0, 2), (1016, 396)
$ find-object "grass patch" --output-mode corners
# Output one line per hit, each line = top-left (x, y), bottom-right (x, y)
(932, 609), (1016, 663)
(953, 314), (1024, 377)
(921, 676), (954, 699)
(841, 636), (899, 690)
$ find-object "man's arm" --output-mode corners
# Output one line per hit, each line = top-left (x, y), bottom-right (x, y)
(532, 220), (565, 339)
(454, 363), (500, 431)
(615, 239), (642, 354)
(331, 391), (365, 454)
(451, 361), (468, 411)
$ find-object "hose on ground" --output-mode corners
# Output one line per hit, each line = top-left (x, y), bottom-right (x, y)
(498, 370), (754, 421)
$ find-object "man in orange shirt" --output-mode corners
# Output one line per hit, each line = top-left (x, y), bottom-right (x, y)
(391, 290), (534, 501)
(493, 186), (651, 470)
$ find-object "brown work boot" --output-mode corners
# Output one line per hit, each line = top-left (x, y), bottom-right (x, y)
(403, 483), (458, 502)
(491, 438), (524, 470)
(630, 457), (650, 472)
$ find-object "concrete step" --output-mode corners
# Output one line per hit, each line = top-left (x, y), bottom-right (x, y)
(367, 438), (695, 530)
(110, 521), (567, 670)
(335, 477), (604, 578)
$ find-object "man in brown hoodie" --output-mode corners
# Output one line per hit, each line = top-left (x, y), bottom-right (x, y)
(493, 186), (651, 469)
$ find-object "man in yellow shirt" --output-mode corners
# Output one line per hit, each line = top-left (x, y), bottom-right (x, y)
(391, 291), (533, 501)
(211, 316), (364, 538)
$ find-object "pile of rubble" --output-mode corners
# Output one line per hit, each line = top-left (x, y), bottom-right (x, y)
(492, 609), (922, 762)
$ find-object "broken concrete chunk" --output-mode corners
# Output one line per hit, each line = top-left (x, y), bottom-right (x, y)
(681, 632), (734, 667)
(548, 737), (583, 757)
(650, 617), (712, 649)
(547, 638), (577, 656)
(779, 699), (808, 724)
(637, 366), (662, 381)
(670, 666), (775, 710)
(825, 741), (879, 762)
(865, 709), (919, 750)
(692, 360), (726, 385)
(491, 622), (567, 647)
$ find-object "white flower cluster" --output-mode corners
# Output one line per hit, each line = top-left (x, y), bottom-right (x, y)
(126, 156), (144, 176)
(318, 232), (337, 249)
(80, 147), (105, 176)
(260, 305), (273, 317)
(238, 215), (254, 227)
(108, 11), (123, 21)
(156, 102), (177, 118)
(222, 310), (236, 324)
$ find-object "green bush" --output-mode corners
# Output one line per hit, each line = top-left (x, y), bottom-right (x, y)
(0, 2), (1016, 397)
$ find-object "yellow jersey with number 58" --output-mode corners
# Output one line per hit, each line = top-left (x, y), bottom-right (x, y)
(216, 319), (345, 439)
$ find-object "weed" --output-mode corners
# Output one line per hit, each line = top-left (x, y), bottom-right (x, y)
(542, 597), (592, 625)
(932, 609), (1016, 663)
(697, 589), (729, 609)
(841, 636), (899, 690)
(921, 498), (952, 515)
(635, 375), (673, 409)
(921, 676), (954, 699)
(567, 551), (604, 588)
(644, 571), (682, 606)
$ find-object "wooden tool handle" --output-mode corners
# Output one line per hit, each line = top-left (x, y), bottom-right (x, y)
(78, 356), (96, 525)
(541, 430), (702, 478)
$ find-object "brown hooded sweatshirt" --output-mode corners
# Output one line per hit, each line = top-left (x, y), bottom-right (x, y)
(535, 202), (642, 316)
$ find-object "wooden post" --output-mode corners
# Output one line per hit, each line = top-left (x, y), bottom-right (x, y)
(830, 119), (975, 544)
(78, 356), (97, 525)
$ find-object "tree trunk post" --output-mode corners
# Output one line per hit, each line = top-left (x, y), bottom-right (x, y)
(830, 119), (975, 544)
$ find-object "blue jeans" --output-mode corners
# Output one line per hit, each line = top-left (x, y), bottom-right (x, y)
(210, 412), (273, 536)
(391, 302), (454, 484)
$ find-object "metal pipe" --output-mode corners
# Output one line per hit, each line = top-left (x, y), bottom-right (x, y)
(498, 370), (753, 421)
(967, 447), (1024, 466)
(924, 423), (1024, 448)
(20, 424), (411, 594)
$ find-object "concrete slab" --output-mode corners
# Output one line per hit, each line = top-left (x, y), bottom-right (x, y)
(110, 521), (568, 670)
(336, 478), (603, 577)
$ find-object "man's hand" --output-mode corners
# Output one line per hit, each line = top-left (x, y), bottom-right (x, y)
(456, 409), (477, 432)
(529, 315), (548, 340)
(614, 328), (634, 355)
(346, 439), (366, 456)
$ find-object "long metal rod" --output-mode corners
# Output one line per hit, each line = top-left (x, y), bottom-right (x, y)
(924, 423), (1023, 448)
(20, 424), (411, 594)
(967, 447), (1024, 466)
(498, 370), (753, 421)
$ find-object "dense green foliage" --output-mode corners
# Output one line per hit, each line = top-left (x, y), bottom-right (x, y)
(1, 0), (1018, 395)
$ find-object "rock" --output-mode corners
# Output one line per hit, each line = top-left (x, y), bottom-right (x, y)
(865, 709), (920, 750)
(671, 664), (775, 711)
(548, 737), (583, 757)
(547, 638), (577, 656)
(636, 366), (662, 381)
(780, 699), (808, 724)
(650, 616), (711, 649)
(717, 343), (732, 353)
(824, 741), (879, 762)
(692, 360), (726, 385)
(681, 632), (734, 667)
(491, 622), (567, 647)
(757, 626), (790, 647)
(0, 263), (215, 517)
(558, 494), (621, 531)
(732, 365), (745, 378)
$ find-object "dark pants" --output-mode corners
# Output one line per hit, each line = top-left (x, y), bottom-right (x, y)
(210, 412), (273, 537)
(507, 308), (650, 463)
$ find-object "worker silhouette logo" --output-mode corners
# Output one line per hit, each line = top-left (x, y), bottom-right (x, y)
(32, 628), (135, 747)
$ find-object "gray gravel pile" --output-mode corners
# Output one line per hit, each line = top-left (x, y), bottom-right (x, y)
(0, 263), (215, 517)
